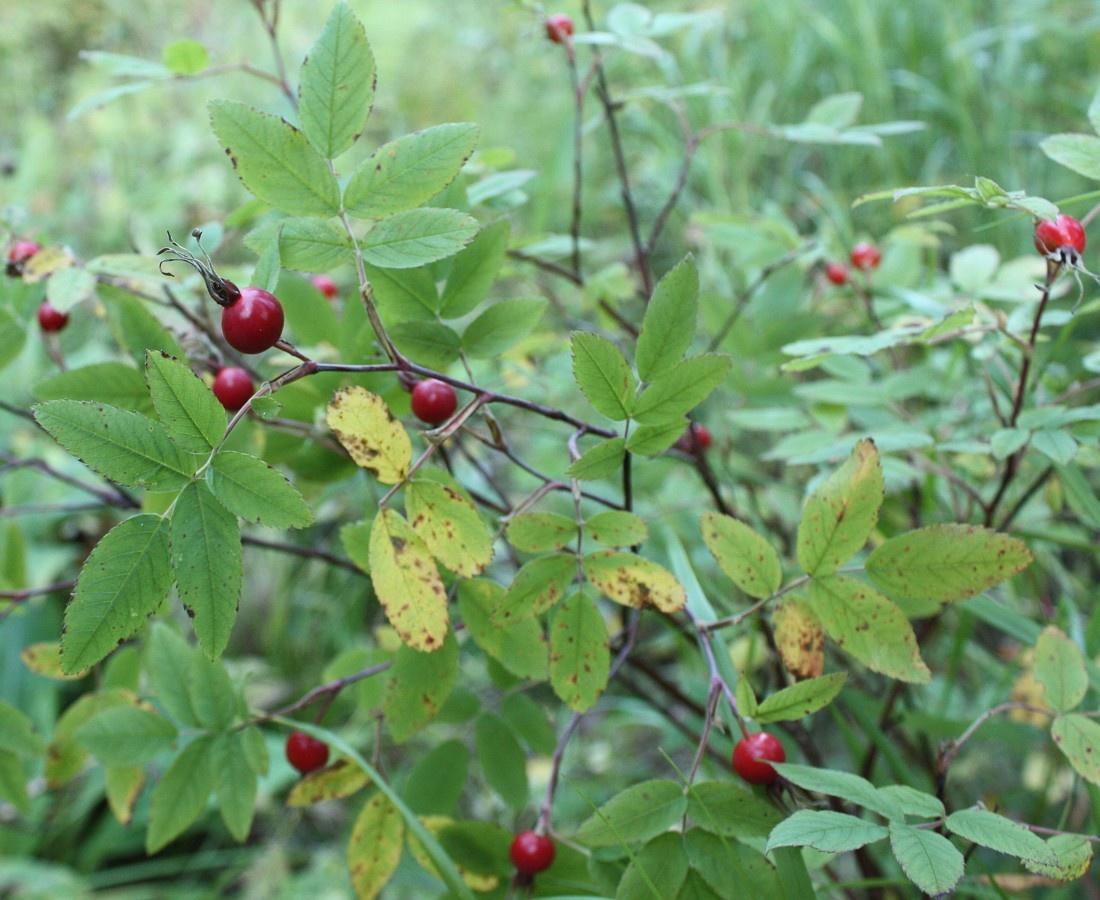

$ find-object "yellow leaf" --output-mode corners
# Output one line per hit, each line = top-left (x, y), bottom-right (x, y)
(773, 597), (825, 680)
(105, 766), (144, 824)
(407, 816), (501, 892)
(583, 550), (685, 613)
(406, 479), (493, 576)
(369, 509), (449, 651)
(347, 791), (404, 899)
(22, 247), (73, 283)
(287, 759), (371, 807)
(21, 642), (88, 680)
(326, 387), (412, 485)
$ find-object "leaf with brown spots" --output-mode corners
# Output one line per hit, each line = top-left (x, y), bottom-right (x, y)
(583, 550), (686, 613)
(549, 591), (609, 712)
(490, 554), (576, 627)
(368, 509), (448, 652)
(382, 636), (459, 742)
(865, 524), (1033, 607)
(505, 512), (577, 553)
(807, 575), (930, 684)
(406, 477), (493, 576)
(326, 386), (412, 485)
(701, 512), (782, 599)
(346, 790), (404, 899)
(288, 759), (370, 807)
(773, 597), (825, 680)
(796, 438), (883, 576)
(1051, 714), (1100, 786)
(21, 642), (87, 681)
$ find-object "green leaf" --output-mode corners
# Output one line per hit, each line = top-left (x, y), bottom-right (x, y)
(617, 832), (689, 900)
(684, 781), (784, 838)
(888, 823), (964, 897)
(1051, 714), (1100, 785)
(104, 765), (143, 824)
(383, 636), (459, 742)
(796, 439), (883, 575)
(406, 478), (494, 577)
(876, 785), (944, 820)
(207, 451), (313, 529)
(187, 654), (237, 730)
(626, 420), (687, 456)
(62, 515), (173, 673)
(462, 298), (546, 358)
(0, 309), (26, 373)
(1040, 133), (1100, 181)
(865, 525), (1033, 607)
(326, 386), (412, 484)
(171, 482), (242, 660)
(145, 352), (226, 452)
(492, 553), (575, 626)
(102, 286), (186, 364)
(549, 591), (610, 712)
(369, 509), (448, 652)
(944, 806), (1058, 866)
(73, 706), (176, 766)
(34, 400), (196, 490)
(366, 262), (438, 320)
(632, 354), (731, 425)
(754, 672), (847, 723)
(45, 267), (96, 313)
(389, 321), (462, 369)
(505, 512), (577, 553)
(568, 438), (626, 479)
(251, 226), (281, 292)
(500, 694), (555, 755)
(636, 255), (698, 381)
(361, 208), (479, 268)
(1058, 463), (1100, 530)
(298, 2), (375, 159)
(571, 331), (636, 420)
(145, 624), (199, 726)
(439, 219), (510, 317)
(576, 780), (687, 847)
(345, 123), (479, 218)
(0, 701), (45, 759)
(585, 510), (648, 548)
(146, 735), (217, 853)
(208, 99), (340, 217)
(807, 576), (930, 683)
(475, 714), (528, 810)
(0, 752), (28, 813)
(1033, 626), (1088, 713)
(584, 551), (686, 613)
(1023, 834), (1094, 881)
(767, 810), (888, 853)
(685, 829), (781, 900)
(247, 217), (354, 272)
(771, 763), (903, 819)
(35, 363), (152, 412)
(347, 791), (404, 898)
(403, 740), (469, 816)
(163, 39), (209, 75)
(213, 731), (257, 842)
(457, 580), (547, 680)
(434, 820), (512, 877)
(700, 512), (782, 600)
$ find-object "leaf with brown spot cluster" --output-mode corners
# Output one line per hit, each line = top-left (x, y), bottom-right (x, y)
(406, 477), (493, 577)
(701, 511), (782, 599)
(287, 759), (370, 807)
(368, 509), (448, 652)
(796, 438), (883, 576)
(582, 551), (685, 614)
(549, 591), (609, 712)
(490, 554), (576, 626)
(1051, 715), (1100, 786)
(326, 386), (411, 485)
(382, 636), (459, 743)
(346, 790), (404, 899)
(773, 597), (825, 680)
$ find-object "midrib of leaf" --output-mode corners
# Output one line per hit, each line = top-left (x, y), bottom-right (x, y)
(159, 375), (214, 449)
(60, 412), (191, 481)
(193, 488), (227, 649)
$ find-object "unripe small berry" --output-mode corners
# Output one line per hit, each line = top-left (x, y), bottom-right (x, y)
(732, 731), (785, 785)
(285, 730), (329, 775)
(312, 274), (338, 299)
(510, 831), (556, 876)
(824, 262), (848, 286)
(849, 242), (882, 272)
(37, 301), (69, 333)
(411, 378), (458, 425)
(212, 367), (255, 411)
(1034, 214), (1086, 259)
(545, 13), (574, 44)
(221, 286), (285, 354)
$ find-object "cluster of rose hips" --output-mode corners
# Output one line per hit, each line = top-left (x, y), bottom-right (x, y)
(823, 240), (881, 287)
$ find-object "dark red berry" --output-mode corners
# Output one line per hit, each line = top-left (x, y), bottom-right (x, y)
(37, 301), (69, 333)
(1034, 214), (1086, 259)
(221, 286), (284, 354)
(510, 831), (555, 876)
(312, 274), (338, 299)
(285, 730), (329, 775)
(825, 261), (848, 286)
(732, 732), (785, 785)
(545, 14), (574, 43)
(6, 239), (40, 277)
(675, 422), (711, 454)
(212, 367), (254, 411)
(849, 242), (882, 272)
(411, 378), (458, 425)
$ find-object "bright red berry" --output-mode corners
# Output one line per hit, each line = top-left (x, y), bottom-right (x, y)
(510, 831), (556, 876)
(6, 239), (40, 277)
(411, 378), (458, 425)
(220, 286), (285, 354)
(825, 261), (849, 286)
(312, 274), (338, 299)
(675, 422), (711, 454)
(1034, 214), (1086, 259)
(732, 732), (785, 785)
(212, 367), (254, 411)
(545, 14), (574, 43)
(37, 301), (69, 333)
(849, 242), (882, 272)
(285, 730), (329, 775)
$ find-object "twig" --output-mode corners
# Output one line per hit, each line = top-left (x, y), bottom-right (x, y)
(0, 580), (76, 602)
(258, 660), (393, 722)
(241, 535), (364, 576)
(506, 250), (584, 286)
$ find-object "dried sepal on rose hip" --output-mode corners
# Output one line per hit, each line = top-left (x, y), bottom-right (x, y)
(1034, 213), (1086, 264)
(158, 230), (285, 354)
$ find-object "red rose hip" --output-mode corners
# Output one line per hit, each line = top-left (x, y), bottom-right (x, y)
(545, 14), (574, 43)
(312, 274), (338, 299)
(6, 239), (40, 277)
(676, 422), (712, 453)
(510, 831), (555, 876)
(411, 378), (458, 425)
(825, 261), (848, 286)
(37, 301), (69, 333)
(1034, 213), (1086, 259)
(212, 367), (255, 411)
(285, 730), (329, 775)
(732, 731), (785, 785)
(849, 242), (882, 272)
